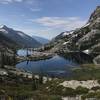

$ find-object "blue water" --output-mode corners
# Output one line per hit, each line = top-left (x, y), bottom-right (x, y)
(16, 50), (92, 77)
(16, 55), (78, 77)
(17, 49), (32, 56)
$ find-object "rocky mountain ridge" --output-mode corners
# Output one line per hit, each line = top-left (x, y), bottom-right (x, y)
(43, 6), (100, 52)
(42, 6), (100, 64)
(0, 25), (41, 49)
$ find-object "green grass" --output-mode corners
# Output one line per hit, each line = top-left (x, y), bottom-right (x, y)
(71, 64), (100, 80)
(0, 83), (33, 96)
(0, 81), (63, 100)
(82, 91), (100, 100)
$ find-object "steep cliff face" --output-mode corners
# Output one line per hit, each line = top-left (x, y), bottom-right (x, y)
(76, 6), (100, 52)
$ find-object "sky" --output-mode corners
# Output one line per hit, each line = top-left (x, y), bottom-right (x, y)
(0, 0), (100, 39)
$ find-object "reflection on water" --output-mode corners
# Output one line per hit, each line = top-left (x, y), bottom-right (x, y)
(16, 55), (78, 77)
(17, 49), (32, 56)
(16, 50), (93, 78)
(61, 52), (93, 64)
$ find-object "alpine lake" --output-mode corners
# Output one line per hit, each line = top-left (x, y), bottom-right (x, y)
(16, 49), (93, 78)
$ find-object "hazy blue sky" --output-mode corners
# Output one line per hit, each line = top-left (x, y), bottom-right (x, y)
(0, 0), (100, 39)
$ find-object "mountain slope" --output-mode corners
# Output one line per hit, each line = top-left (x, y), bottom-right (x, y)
(44, 6), (100, 54)
(75, 6), (100, 51)
(0, 25), (41, 48)
(0, 31), (18, 49)
(32, 35), (49, 45)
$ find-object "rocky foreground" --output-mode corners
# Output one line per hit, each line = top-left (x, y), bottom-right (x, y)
(1, 65), (100, 100)
(0, 64), (100, 100)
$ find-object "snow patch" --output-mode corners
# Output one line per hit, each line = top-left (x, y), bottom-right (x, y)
(63, 42), (69, 45)
(72, 34), (77, 38)
(63, 32), (69, 36)
(17, 32), (25, 37)
(83, 49), (90, 54)
(0, 29), (8, 34)
(0, 25), (5, 28)
(63, 31), (74, 36)
(82, 22), (90, 28)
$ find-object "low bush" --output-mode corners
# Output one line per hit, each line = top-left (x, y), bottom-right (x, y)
(75, 86), (89, 95)
(91, 86), (100, 91)
(62, 87), (75, 96)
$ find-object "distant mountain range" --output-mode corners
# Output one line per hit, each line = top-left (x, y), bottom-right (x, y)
(0, 25), (41, 49)
(32, 35), (49, 45)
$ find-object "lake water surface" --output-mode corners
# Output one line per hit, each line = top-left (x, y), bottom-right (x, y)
(16, 49), (93, 78)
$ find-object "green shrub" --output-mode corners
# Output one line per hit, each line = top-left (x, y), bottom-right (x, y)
(82, 92), (95, 99)
(75, 86), (89, 95)
(49, 95), (62, 100)
(98, 80), (100, 84)
(63, 87), (75, 96)
(91, 86), (100, 91)
(49, 85), (64, 95)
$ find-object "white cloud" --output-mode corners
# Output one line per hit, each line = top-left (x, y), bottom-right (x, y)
(14, 26), (55, 39)
(0, 0), (23, 4)
(14, 0), (23, 2)
(0, 0), (38, 4)
(30, 8), (41, 12)
(0, 0), (11, 4)
(31, 17), (87, 30)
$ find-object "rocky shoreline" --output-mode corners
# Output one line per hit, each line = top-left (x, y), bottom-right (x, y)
(16, 51), (55, 63)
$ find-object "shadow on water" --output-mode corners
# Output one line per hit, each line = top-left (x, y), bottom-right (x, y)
(16, 50), (93, 78)
(60, 52), (93, 64)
